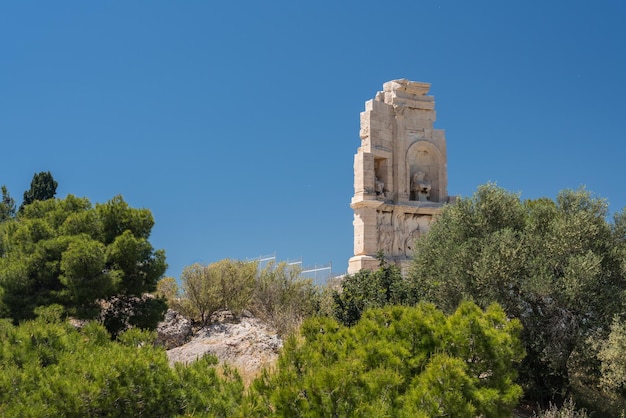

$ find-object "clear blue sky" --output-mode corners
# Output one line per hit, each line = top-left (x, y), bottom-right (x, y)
(2, 1), (625, 280)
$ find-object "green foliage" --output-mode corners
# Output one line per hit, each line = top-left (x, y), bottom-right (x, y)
(402, 354), (482, 417)
(210, 259), (257, 314)
(171, 260), (317, 335)
(250, 302), (524, 417)
(333, 253), (411, 326)
(178, 263), (214, 323)
(0, 185), (16, 222)
(0, 315), (244, 416)
(59, 235), (111, 305)
(535, 398), (590, 418)
(156, 276), (179, 300)
(20, 171), (58, 213)
(0, 194), (167, 333)
(250, 261), (318, 336)
(409, 183), (626, 403)
(598, 317), (626, 396)
(175, 356), (244, 416)
(100, 295), (168, 338)
(179, 260), (257, 324)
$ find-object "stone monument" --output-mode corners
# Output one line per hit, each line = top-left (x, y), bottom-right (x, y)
(348, 79), (454, 274)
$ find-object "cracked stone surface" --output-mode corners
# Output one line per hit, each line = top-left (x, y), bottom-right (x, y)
(165, 312), (283, 378)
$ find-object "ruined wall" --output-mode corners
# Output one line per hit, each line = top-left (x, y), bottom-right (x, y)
(348, 79), (453, 274)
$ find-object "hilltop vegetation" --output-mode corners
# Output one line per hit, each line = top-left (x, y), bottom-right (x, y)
(0, 299), (523, 417)
(250, 302), (524, 417)
(408, 184), (626, 414)
(1, 173), (626, 416)
(0, 182), (167, 336)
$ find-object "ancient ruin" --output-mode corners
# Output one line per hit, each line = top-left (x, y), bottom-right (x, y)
(348, 79), (454, 274)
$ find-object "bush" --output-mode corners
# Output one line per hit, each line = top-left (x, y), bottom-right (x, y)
(173, 260), (319, 334)
(250, 302), (524, 417)
(333, 253), (411, 326)
(178, 260), (257, 324)
(0, 313), (244, 416)
(250, 261), (318, 336)
(534, 398), (589, 418)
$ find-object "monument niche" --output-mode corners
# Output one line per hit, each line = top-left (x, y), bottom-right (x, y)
(348, 79), (455, 274)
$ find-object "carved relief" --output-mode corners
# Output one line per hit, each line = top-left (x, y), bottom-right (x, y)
(404, 215), (431, 256)
(392, 211), (405, 255)
(375, 211), (434, 258)
(377, 211), (394, 255)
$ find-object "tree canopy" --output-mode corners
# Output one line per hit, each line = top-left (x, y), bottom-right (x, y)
(0, 194), (167, 333)
(333, 253), (410, 326)
(251, 302), (524, 417)
(20, 171), (58, 212)
(408, 183), (626, 403)
(0, 309), (244, 417)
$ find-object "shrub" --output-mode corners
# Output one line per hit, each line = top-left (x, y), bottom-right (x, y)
(178, 260), (257, 324)
(333, 253), (410, 326)
(250, 302), (524, 417)
(0, 314), (244, 416)
(250, 261), (317, 336)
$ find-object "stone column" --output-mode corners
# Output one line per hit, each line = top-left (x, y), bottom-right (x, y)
(348, 200), (382, 272)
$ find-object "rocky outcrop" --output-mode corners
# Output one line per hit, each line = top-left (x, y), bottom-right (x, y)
(164, 310), (283, 381)
(156, 309), (193, 349)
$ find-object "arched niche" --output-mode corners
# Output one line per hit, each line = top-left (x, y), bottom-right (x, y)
(405, 140), (446, 203)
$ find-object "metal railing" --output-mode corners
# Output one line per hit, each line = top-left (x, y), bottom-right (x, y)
(246, 252), (335, 285)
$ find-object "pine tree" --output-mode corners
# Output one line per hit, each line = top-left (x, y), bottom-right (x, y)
(0, 185), (16, 222)
(19, 171), (58, 213)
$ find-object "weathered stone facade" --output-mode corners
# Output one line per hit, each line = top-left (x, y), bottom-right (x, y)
(348, 79), (454, 274)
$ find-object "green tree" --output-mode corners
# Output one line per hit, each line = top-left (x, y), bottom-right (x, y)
(409, 183), (626, 404)
(0, 194), (167, 333)
(0, 185), (16, 222)
(175, 356), (244, 416)
(250, 302), (524, 417)
(333, 252), (410, 326)
(20, 170), (58, 212)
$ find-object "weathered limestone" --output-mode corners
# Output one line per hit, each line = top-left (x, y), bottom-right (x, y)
(348, 79), (454, 274)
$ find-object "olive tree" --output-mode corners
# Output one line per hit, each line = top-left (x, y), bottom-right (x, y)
(408, 183), (626, 403)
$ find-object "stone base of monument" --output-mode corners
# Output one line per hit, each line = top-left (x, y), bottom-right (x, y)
(348, 255), (414, 276)
(348, 255), (379, 273)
